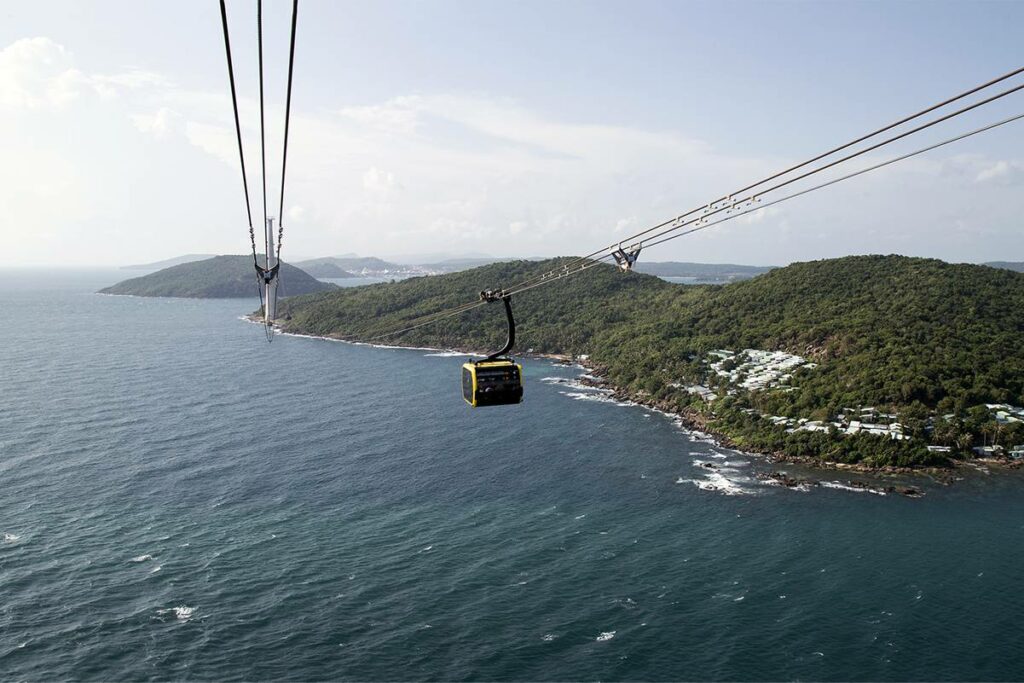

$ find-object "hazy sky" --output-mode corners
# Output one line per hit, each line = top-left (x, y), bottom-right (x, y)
(2, 0), (1022, 267)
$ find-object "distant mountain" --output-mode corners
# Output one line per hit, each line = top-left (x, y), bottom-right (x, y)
(122, 254), (216, 270)
(985, 261), (1024, 273)
(418, 257), (514, 272)
(299, 256), (411, 275)
(634, 261), (775, 281)
(292, 259), (357, 279)
(100, 255), (335, 298)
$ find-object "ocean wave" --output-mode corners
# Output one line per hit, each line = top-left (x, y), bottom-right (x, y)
(149, 565), (162, 574)
(130, 554), (154, 563)
(156, 605), (195, 621)
(541, 377), (613, 393)
(820, 481), (887, 495)
(559, 391), (632, 406)
(423, 351), (469, 358)
(687, 462), (758, 496)
(2, 532), (21, 544)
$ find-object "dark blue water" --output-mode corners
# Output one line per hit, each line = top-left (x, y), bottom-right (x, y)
(2, 269), (1023, 681)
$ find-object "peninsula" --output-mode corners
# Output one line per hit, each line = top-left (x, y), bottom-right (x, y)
(272, 254), (1024, 469)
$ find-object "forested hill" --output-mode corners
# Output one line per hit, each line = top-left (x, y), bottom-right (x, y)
(278, 255), (1024, 467)
(100, 255), (335, 298)
(276, 258), (679, 354)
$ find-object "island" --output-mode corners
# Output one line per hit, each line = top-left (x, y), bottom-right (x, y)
(271, 254), (1024, 470)
(291, 259), (357, 279)
(100, 255), (336, 298)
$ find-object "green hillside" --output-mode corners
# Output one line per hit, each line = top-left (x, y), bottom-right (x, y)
(100, 255), (335, 298)
(277, 255), (1024, 467)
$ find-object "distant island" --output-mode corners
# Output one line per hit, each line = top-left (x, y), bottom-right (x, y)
(291, 259), (357, 279)
(272, 254), (1024, 470)
(101, 255), (335, 298)
(985, 261), (1024, 273)
(633, 261), (775, 282)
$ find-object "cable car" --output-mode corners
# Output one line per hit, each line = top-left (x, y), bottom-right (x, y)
(462, 359), (523, 407)
(462, 291), (524, 407)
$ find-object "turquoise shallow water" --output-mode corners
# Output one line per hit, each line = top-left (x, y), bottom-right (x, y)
(2, 269), (1023, 681)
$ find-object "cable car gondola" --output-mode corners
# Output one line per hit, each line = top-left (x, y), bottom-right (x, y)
(462, 291), (523, 407)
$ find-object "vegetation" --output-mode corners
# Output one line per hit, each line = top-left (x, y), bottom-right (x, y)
(277, 254), (1024, 467)
(100, 255), (335, 298)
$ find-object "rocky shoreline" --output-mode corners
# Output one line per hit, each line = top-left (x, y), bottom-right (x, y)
(267, 321), (1020, 491)
(569, 360), (1022, 492)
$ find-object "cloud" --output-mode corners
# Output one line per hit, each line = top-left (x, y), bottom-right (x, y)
(131, 107), (182, 138)
(0, 38), (171, 110)
(975, 160), (1022, 185)
(339, 97), (421, 134)
(0, 37), (83, 108)
(362, 166), (397, 193)
(3, 35), (1023, 267)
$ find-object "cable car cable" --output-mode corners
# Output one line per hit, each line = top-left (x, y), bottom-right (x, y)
(503, 70), (1024, 296)
(505, 110), (1024, 296)
(512, 83), (1024, 290)
(639, 110), (1024, 251)
(276, 0), (299, 263)
(217, 0), (259, 271)
(257, 0), (269, 258)
(371, 109), (1024, 337)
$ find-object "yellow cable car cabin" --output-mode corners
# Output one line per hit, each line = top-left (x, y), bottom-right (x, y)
(462, 359), (523, 407)
(462, 290), (523, 407)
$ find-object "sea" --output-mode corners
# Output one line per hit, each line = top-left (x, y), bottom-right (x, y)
(2, 268), (1023, 682)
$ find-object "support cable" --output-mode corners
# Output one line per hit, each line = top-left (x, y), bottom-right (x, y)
(371, 111), (1024, 338)
(257, 0), (269, 259)
(504, 72), (1024, 296)
(277, 0), (299, 263)
(217, 0), (259, 269)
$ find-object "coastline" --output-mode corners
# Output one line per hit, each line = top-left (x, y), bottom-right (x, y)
(261, 318), (1021, 488)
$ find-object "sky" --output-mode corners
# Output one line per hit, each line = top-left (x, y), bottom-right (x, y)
(1, 0), (1022, 267)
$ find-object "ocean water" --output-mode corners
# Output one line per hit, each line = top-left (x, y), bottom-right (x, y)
(2, 269), (1023, 682)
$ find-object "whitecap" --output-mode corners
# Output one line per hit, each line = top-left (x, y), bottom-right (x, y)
(820, 481), (887, 495)
(130, 554), (154, 563)
(418, 544), (433, 554)
(560, 391), (631, 406)
(574, 514), (587, 520)
(692, 472), (754, 496)
(541, 633), (556, 642)
(157, 605), (195, 621)
(596, 631), (616, 642)
(3, 532), (21, 543)
(149, 565), (162, 574)
(423, 351), (469, 358)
